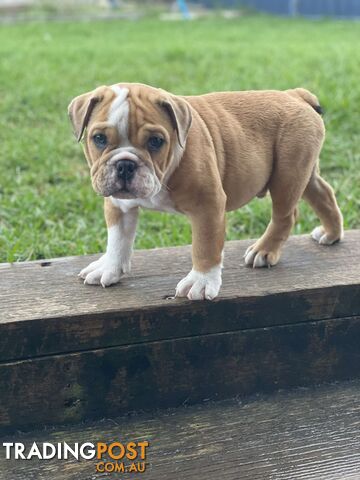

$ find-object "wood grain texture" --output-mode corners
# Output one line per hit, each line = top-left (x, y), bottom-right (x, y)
(0, 231), (359, 362)
(1, 314), (360, 429)
(1, 380), (360, 480)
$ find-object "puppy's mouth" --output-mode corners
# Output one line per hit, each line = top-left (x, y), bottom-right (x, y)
(111, 185), (138, 199)
(92, 153), (162, 200)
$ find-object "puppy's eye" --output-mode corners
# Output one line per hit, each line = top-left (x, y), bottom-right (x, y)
(93, 133), (108, 149)
(147, 136), (164, 152)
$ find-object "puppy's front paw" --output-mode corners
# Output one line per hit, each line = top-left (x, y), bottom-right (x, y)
(244, 244), (280, 268)
(175, 266), (222, 301)
(78, 254), (129, 288)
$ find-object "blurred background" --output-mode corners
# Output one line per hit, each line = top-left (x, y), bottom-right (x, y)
(0, 0), (359, 262)
(1, 0), (360, 21)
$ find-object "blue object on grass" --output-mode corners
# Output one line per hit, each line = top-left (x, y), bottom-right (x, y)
(177, 0), (191, 19)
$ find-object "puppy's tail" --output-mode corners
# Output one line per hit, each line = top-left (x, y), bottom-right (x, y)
(286, 88), (323, 115)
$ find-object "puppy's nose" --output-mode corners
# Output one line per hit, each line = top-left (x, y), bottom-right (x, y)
(116, 159), (137, 181)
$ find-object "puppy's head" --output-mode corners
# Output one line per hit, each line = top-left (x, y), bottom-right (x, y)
(68, 83), (192, 199)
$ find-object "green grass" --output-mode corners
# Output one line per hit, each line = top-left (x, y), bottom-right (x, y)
(0, 16), (359, 262)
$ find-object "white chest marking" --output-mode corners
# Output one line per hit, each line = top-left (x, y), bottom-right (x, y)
(111, 190), (179, 214)
(109, 85), (130, 144)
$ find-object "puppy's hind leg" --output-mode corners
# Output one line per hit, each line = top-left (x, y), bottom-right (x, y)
(302, 172), (344, 245)
(245, 149), (317, 268)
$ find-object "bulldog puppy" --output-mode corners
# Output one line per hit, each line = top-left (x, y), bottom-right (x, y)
(68, 83), (343, 300)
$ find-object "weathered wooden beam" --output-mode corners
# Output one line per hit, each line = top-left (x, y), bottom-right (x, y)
(0, 232), (359, 362)
(2, 380), (360, 480)
(0, 231), (359, 429)
(1, 314), (360, 430)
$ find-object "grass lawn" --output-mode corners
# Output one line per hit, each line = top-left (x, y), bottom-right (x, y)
(0, 15), (359, 262)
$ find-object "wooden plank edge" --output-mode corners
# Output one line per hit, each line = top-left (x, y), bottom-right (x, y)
(1, 314), (360, 431)
(0, 283), (359, 363)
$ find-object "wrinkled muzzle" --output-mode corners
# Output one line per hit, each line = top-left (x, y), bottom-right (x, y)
(90, 150), (161, 199)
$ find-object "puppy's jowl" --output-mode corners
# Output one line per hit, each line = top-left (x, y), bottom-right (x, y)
(68, 83), (343, 300)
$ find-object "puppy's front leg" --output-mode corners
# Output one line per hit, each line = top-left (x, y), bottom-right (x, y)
(176, 207), (226, 301)
(79, 198), (138, 287)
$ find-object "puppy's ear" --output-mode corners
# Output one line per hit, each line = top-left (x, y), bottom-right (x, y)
(67, 90), (104, 142)
(159, 95), (192, 148)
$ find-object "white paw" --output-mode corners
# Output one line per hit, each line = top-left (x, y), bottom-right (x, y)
(78, 254), (130, 288)
(175, 265), (222, 301)
(311, 226), (343, 245)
